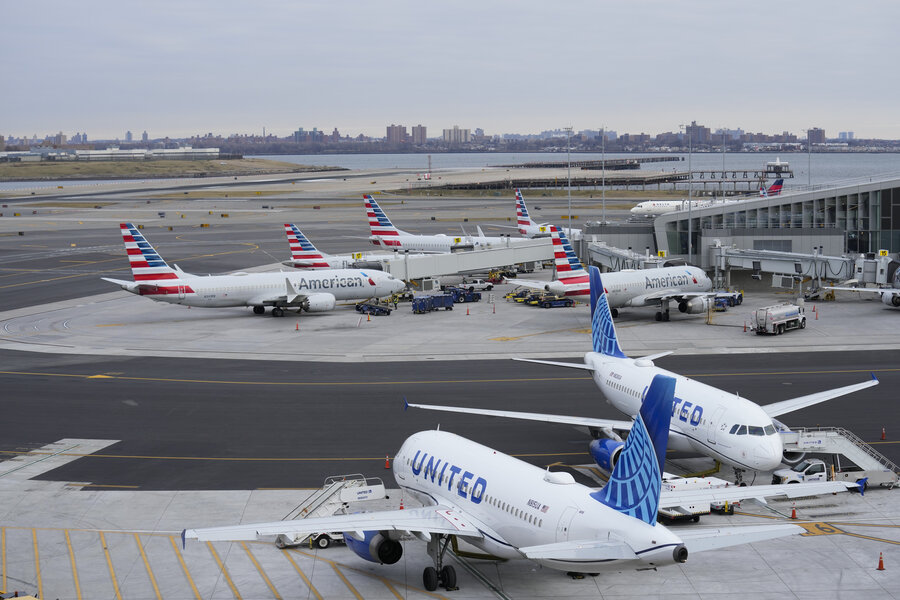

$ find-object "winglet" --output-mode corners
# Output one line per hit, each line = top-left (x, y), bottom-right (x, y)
(403, 397), (409, 411)
(181, 529), (186, 549)
(590, 374), (675, 525)
(589, 266), (627, 358)
(871, 372), (878, 383)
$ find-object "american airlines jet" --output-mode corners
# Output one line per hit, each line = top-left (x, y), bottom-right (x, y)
(410, 266), (878, 483)
(282, 223), (400, 270)
(185, 373), (859, 591)
(365, 195), (532, 252)
(515, 225), (590, 300)
(102, 223), (405, 317)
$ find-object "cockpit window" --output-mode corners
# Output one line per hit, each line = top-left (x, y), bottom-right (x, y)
(764, 425), (777, 435)
(729, 424), (739, 434)
(748, 426), (764, 436)
(736, 425), (747, 435)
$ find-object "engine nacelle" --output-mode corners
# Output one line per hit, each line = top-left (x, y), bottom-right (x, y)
(678, 297), (711, 314)
(589, 438), (625, 473)
(343, 530), (402, 564)
(545, 281), (566, 295)
(303, 293), (336, 312)
(882, 292), (900, 307)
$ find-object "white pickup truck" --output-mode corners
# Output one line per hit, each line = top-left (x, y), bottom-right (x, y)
(772, 458), (897, 490)
(461, 277), (494, 291)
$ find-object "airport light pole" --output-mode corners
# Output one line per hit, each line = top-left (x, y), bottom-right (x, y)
(680, 123), (693, 264)
(600, 126), (606, 224)
(807, 129), (812, 187)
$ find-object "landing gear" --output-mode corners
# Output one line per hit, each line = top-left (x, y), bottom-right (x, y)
(253, 306), (265, 315)
(734, 468), (746, 486)
(423, 534), (458, 591)
(271, 307), (285, 317)
(655, 310), (670, 322)
(611, 308), (618, 318)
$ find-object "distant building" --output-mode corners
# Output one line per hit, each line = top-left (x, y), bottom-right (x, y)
(808, 128), (826, 144)
(386, 124), (407, 144)
(839, 131), (854, 140)
(411, 124), (427, 145)
(686, 121), (710, 145)
(142, 130), (149, 142)
(125, 130), (133, 142)
(443, 125), (471, 144)
(0, 135), (5, 151)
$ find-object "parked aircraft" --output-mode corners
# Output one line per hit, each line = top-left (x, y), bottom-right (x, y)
(514, 189), (551, 237)
(365, 194), (532, 252)
(282, 223), (396, 270)
(631, 199), (714, 217)
(514, 225), (590, 300)
(409, 266), (878, 483)
(184, 373), (855, 591)
(102, 223), (405, 316)
(826, 266), (900, 309)
(759, 178), (785, 197)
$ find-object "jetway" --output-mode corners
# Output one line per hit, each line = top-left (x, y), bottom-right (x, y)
(383, 238), (554, 280)
(587, 241), (679, 271)
(709, 244), (898, 291)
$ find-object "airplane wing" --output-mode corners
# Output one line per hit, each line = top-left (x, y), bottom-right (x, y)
(660, 480), (861, 510)
(512, 357), (595, 370)
(508, 278), (552, 292)
(761, 374), (878, 418)
(676, 524), (803, 553)
(406, 401), (634, 431)
(183, 506), (484, 544)
(824, 286), (887, 295)
(520, 539), (637, 561)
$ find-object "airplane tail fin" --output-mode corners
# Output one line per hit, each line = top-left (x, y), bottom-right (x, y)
(364, 195), (402, 245)
(284, 224), (330, 268)
(118, 223), (179, 282)
(515, 188), (535, 233)
(550, 225), (588, 286)
(590, 373), (675, 525)
(768, 179), (784, 196)
(589, 266), (627, 358)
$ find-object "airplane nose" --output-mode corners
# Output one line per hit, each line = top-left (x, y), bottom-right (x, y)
(753, 437), (782, 470)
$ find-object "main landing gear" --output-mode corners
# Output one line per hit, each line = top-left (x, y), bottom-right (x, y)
(655, 299), (671, 322)
(734, 467), (747, 487)
(423, 534), (457, 592)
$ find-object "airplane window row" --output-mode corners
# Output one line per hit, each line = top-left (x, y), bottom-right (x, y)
(607, 380), (639, 399)
(483, 495), (543, 528)
(729, 424), (778, 436)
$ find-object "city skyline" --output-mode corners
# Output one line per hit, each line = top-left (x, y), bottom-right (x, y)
(4, 1), (899, 140)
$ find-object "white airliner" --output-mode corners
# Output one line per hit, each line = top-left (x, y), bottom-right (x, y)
(410, 266), (878, 483)
(282, 223), (399, 270)
(825, 266), (900, 310)
(512, 225), (724, 319)
(630, 199), (714, 217)
(102, 223), (405, 317)
(514, 189), (551, 237)
(184, 373), (860, 591)
(365, 194), (532, 252)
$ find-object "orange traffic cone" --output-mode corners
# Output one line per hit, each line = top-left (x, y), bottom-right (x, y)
(743, 320), (747, 332)
(882, 427), (886, 440)
(384, 455), (390, 469)
(295, 322), (299, 331)
(877, 552), (885, 571)
(815, 310), (818, 320)
(367, 312), (371, 322)
(812, 304), (817, 312)
(399, 497), (404, 510)
(466, 306), (470, 316)
(790, 505), (797, 520)
(492, 303), (496, 314)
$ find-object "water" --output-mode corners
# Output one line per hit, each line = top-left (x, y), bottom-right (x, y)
(2, 152), (899, 191)
(254, 152), (900, 187)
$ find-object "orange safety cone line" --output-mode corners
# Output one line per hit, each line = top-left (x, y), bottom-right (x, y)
(877, 552), (885, 571)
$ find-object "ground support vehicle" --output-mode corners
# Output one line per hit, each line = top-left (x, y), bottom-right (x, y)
(752, 303), (806, 334)
(461, 277), (494, 291)
(505, 288), (531, 302)
(444, 286), (482, 303)
(714, 298), (729, 312)
(530, 294), (574, 308)
(715, 291), (743, 307)
(430, 294), (455, 310)
(657, 475), (733, 522)
(355, 302), (392, 316)
(412, 296), (434, 314)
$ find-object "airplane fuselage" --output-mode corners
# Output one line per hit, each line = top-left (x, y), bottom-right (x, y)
(602, 266), (712, 309)
(122, 269), (403, 308)
(393, 430), (684, 573)
(585, 352), (783, 471)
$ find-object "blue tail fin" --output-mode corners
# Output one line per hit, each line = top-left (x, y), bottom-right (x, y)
(590, 374), (675, 525)
(589, 266), (627, 358)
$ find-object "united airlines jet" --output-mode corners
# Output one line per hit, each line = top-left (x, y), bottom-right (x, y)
(411, 266), (877, 483)
(102, 223), (405, 316)
(184, 373), (859, 591)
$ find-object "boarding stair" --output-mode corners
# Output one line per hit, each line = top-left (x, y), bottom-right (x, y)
(275, 473), (386, 548)
(781, 427), (900, 487)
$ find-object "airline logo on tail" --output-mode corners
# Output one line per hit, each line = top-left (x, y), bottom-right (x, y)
(285, 224), (330, 268)
(119, 223), (192, 296)
(515, 189), (533, 234)
(550, 226), (588, 285)
(364, 195), (401, 245)
(589, 266), (627, 358)
(759, 179), (784, 197)
(590, 373), (674, 524)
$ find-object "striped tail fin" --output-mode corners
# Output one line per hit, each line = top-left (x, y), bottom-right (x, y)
(589, 266), (627, 358)
(364, 195), (402, 246)
(589, 374), (675, 525)
(284, 224), (331, 269)
(550, 225), (588, 285)
(515, 189), (534, 234)
(120, 223), (178, 282)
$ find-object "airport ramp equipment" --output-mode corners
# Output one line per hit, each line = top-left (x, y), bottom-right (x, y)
(781, 427), (900, 488)
(275, 474), (387, 547)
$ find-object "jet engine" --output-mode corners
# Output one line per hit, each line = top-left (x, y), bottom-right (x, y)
(589, 438), (625, 473)
(882, 292), (900, 307)
(302, 293), (336, 312)
(343, 531), (402, 564)
(678, 297), (711, 314)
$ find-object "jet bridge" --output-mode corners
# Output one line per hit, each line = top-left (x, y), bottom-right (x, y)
(383, 238), (554, 281)
(588, 241), (676, 271)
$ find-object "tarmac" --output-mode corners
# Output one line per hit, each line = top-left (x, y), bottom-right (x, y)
(0, 174), (898, 599)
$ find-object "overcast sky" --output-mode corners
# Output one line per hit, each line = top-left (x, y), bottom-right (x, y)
(4, 1), (899, 140)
